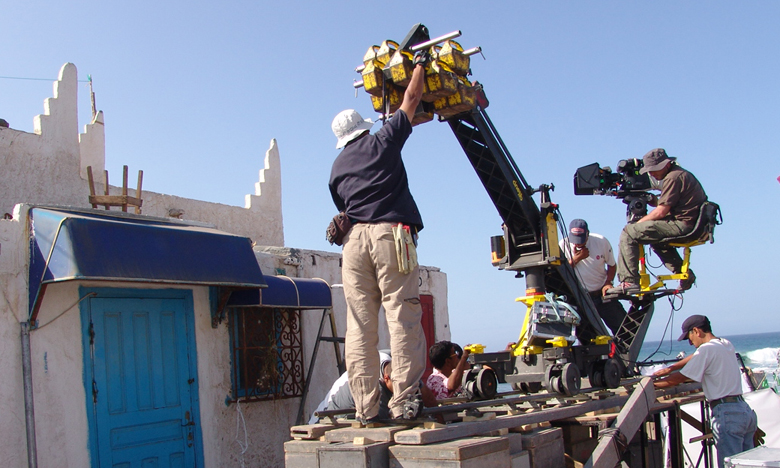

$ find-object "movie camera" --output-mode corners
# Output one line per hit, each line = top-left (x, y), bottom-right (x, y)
(573, 159), (655, 223)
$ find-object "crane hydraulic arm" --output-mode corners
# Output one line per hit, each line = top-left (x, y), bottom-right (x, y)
(448, 105), (609, 342)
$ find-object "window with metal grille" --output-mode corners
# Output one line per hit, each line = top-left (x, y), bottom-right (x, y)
(229, 306), (304, 402)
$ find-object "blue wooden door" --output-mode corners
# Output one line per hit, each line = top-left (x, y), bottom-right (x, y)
(82, 290), (203, 468)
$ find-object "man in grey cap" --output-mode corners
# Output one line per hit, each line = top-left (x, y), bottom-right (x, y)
(654, 315), (757, 468)
(328, 52), (429, 424)
(559, 219), (626, 335)
(611, 148), (707, 294)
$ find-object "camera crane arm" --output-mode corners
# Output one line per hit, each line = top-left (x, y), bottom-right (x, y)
(447, 103), (610, 343)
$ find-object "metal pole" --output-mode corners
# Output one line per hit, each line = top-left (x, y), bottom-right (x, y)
(409, 30), (462, 52)
(21, 321), (38, 468)
(295, 309), (330, 426)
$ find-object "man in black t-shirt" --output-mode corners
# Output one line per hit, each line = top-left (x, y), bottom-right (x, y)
(328, 53), (428, 424)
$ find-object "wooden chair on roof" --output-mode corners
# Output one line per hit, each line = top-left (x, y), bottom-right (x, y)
(87, 165), (143, 214)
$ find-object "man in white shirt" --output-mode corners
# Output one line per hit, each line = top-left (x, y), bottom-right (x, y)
(559, 219), (626, 335)
(654, 315), (757, 468)
(308, 351), (392, 424)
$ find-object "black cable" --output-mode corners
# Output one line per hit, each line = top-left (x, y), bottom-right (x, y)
(640, 305), (677, 364)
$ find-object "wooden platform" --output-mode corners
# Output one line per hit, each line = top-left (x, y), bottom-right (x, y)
(285, 380), (705, 468)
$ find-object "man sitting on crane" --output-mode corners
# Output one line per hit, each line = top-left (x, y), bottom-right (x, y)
(609, 148), (707, 294)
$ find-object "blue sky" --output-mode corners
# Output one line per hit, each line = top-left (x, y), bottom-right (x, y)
(3, 2), (779, 352)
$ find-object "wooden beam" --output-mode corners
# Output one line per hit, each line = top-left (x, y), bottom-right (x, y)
(135, 170), (144, 214)
(586, 377), (655, 468)
(122, 165), (128, 212)
(394, 393), (632, 445)
(86, 166), (98, 209)
(680, 408), (705, 434)
(88, 195), (142, 207)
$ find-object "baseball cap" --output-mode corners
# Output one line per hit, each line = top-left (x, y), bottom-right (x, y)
(639, 148), (677, 174)
(568, 219), (589, 245)
(677, 314), (710, 341)
(332, 109), (374, 149)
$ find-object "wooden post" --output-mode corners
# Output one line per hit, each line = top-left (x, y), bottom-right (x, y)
(135, 170), (144, 214)
(122, 165), (128, 212)
(86, 166), (98, 209)
(586, 377), (655, 468)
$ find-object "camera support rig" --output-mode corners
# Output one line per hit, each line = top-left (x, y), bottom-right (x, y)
(351, 24), (655, 396)
(573, 159), (719, 294)
(447, 105), (639, 395)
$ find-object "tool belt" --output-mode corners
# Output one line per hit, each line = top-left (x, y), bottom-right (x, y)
(392, 223), (418, 274)
(709, 394), (743, 409)
(326, 212), (353, 246)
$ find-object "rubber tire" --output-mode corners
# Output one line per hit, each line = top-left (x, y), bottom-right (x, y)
(592, 370), (605, 388)
(476, 368), (498, 400)
(590, 361), (606, 388)
(524, 382), (542, 394)
(560, 363), (581, 396)
(544, 365), (558, 394)
(603, 358), (622, 389)
(551, 376), (563, 394)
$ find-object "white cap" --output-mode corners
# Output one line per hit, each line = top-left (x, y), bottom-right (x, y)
(332, 109), (374, 149)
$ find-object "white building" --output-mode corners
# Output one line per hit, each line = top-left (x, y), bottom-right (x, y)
(0, 63), (451, 468)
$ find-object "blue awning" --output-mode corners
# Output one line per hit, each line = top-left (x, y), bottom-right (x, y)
(28, 207), (266, 319)
(227, 276), (332, 309)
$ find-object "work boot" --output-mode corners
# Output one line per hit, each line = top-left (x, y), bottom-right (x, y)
(354, 414), (381, 428)
(679, 270), (696, 291)
(606, 282), (640, 295)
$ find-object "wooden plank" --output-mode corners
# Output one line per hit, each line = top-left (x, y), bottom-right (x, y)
(394, 393), (632, 445)
(290, 422), (348, 440)
(285, 383), (700, 446)
(103, 170), (110, 209)
(586, 377), (655, 468)
(122, 165), (128, 212)
(135, 170), (143, 214)
(88, 195), (142, 207)
(389, 436), (509, 460)
(679, 408), (705, 434)
(87, 166), (98, 208)
(325, 425), (407, 443)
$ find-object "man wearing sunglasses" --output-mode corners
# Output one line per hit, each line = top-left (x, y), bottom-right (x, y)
(427, 341), (471, 400)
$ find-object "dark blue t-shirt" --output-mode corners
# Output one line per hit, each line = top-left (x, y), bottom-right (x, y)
(329, 110), (424, 231)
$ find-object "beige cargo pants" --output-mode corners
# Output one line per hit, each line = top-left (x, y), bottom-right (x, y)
(341, 222), (426, 420)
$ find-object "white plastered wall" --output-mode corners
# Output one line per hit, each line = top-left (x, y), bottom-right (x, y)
(0, 210), (29, 468)
(0, 63), (284, 246)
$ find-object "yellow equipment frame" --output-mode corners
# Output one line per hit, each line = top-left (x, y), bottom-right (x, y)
(638, 239), (704, 291)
